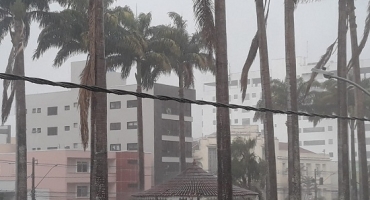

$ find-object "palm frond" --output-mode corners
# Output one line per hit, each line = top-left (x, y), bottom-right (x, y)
(54, 41), (86, 67)
(183, 63), (195, 89)
(1, 47), (16, 125)
(0, 16), (12, 44)
(106, 54), (133, 73)
(168, 12), (187, 30)
(192, 0), (215, 51)
(303, 39), (337, 99)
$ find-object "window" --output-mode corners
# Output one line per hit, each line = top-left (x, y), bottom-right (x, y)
(37, 148), (41, 150)
(110, 122), (121, 130)
(252, 93), (256, 98)
(65, 146), (70, 149)
(303, 140), (325, 146)
(127, 143), (138, 151)
(32, 148), (36, 151)
(128, 183), (138, 188)
(65, 105), (70, 110)
(74, 102), (78, 107)
(208, 147), (217, 174)
(73, 143), (78, 149)
(47, 127), (58, 136)
(110, 101), (121, 109)
(47, 147), (58, 150)
(77, 161), (89, 173)
(329, 152), (334, 157)
(65, 126), (70, 131)
(328, 139), (333, 144)
(74, 123), (78, 128)
(234, 119), (238, 124)
(37, 108), (41, 113)
(47, 106), (58, 116)
(128, 159), (138, 164)
(127, 100), (137, 108)
(37, 128), (41, 133)
(242, 118), (250, 125)
(32, 108), (36, 113)
(77, 186), (88, 197)
(328, 126), (333, 131)
(302, 127), (325, 133)
(234, 94), (238, 99)
(32, 128), (36, 133)
(110, 144), (121, 151)
(127, 121), (137, 129)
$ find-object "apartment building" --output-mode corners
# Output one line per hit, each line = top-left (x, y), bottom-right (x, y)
(193, 125), (337, 200)
(0, 145), (152, 200)
(26, 61), (195, 185)
(201, 57), (370, 161)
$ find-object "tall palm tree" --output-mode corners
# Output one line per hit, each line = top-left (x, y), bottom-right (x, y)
(254, 0), (277, 199)
(347, 0), (368, 199)
(337, 0), (350, 199)
(284, 1), (301, 198)
(0, 0), (55, 199)
(214, 0), (232, 199)
(110, 12), (176, 190)
(160, 12), (214, 172)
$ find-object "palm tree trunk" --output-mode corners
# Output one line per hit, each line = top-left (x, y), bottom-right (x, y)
(284, 0), (301, 199)
(13, 19), (27, 200)
(178, 70), (186, 172)
(255, 0), (277, 199)
(90, 102), (96, 200)
(337, 0), (350, 199)
(91, 0), (108, 199)
(214, 0), (232, 199)
(347, 0), (369, 199)
(350, 121), (358, 200)
(136, 61), (145, 190)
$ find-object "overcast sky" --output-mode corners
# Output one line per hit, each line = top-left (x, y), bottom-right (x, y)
(1, 0), (370, 139)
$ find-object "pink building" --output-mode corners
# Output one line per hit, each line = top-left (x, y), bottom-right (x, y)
(0, 145), (153, 200)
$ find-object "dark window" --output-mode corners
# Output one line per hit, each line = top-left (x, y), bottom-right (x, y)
(162, 120), (191, 137)
(303, 140), (325, 146)
(128, 183), (138, 188)
(65, 126), (70, 131)
(127, 159), (138, 164)
(110, 144), (121, 151)
(74, 102), (78, 107)
(127, 143), (138, 151)
(77, 186), (88, 197)
(47, 147), (58, 150)
(47, 127), (58, 136)
(110, 101), (121, 109)
(37, 108), (41, 113)
(77, 161), (89, 172)
(65, 146), (70, 149)
(329, 152), (334, 157)
(47, 107), (58, 116)
(127, 121), (137, 129)
(127, 100), (137, 108)
(65, 105), (70, 110)
(162, 141), (192, 157)
(208, 147), (217, 174)
(32, 108), (36, 113)
(32, 128), (36, 133)
(36, 148), (41, 150)
(110, 122), (121, 130)
(303, 127), (325, 133)
(162, 101), (191, 117)
(37, 128), (41, 133)
(32, 148), (36, 151)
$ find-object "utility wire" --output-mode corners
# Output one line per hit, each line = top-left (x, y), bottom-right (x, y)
(0, 73), (369, 121)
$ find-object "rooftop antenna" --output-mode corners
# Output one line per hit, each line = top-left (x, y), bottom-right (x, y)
(306, 40), (309, 63)
(135, 3), (138, 18)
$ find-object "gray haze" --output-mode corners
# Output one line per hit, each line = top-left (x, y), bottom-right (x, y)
(0, 0), (369, 138)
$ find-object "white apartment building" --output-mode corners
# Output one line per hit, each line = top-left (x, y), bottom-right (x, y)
(26, 61), (195, 185)
(201, 57), (370, 161)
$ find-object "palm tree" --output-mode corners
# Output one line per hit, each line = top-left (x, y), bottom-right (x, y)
(110, 12), (176, 190)
(0, 0), (55, 199)
(231, 137), (267, 200)
(160, 12), (214, 172)
(337, 0), (350, 198)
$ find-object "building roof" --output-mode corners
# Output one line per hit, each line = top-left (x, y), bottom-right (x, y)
(132, 162), (258, 199)
(279, 142), (314, 154)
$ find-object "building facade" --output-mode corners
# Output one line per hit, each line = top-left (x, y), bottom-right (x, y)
(0, 147), (152, 200)
(193, 125), (337, 200)
(201, 57), (370, 161)
(26, 61), (195, 185)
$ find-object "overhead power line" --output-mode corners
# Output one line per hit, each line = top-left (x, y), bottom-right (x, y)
(0, 73), (369, 122)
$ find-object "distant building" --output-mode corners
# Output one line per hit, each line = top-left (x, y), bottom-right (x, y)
(201, 57), (370, 161)
(193, 125), (338, 200)
(0, 147), (152, 200)
(0, 125), (11, 144)
(25, 61), (195, 185)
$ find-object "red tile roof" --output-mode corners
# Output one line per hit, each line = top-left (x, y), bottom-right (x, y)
(279, 142), (315, 154)
(132, 162), (258, 198)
